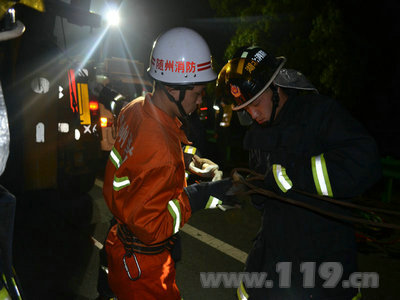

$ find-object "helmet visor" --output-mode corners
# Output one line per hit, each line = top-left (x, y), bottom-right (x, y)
(274, 68), (318, 92)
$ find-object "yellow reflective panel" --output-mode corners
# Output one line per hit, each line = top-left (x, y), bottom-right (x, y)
(237, 58), (245, 75)
(77, 83), (91, 125)
(0, 1), (15, 19)
(20, 0), (45, 12)
(1, 1), (46, 17)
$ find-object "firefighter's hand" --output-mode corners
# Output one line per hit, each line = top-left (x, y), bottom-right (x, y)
(225, 170), (248, 196)
(189, 155), (220, 178)
(232, 170), (245, 184)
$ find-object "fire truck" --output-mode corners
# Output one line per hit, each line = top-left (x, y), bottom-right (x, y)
(1, 57), (103, 194)
(0, 1), (106, 194)
(1, 2), (153, 194)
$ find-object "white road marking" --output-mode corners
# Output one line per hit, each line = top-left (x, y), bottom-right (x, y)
(181, 223), (247, 264)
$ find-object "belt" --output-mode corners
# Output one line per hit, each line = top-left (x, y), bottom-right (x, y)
(117, 223), (177, 255)
(116, 223), (178, 281)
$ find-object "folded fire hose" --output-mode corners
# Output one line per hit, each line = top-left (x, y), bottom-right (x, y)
(231, 168), (400, 231)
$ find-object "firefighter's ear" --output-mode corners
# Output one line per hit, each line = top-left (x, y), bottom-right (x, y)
(277, 86), (286, 98)
(164, 85), (173, 93)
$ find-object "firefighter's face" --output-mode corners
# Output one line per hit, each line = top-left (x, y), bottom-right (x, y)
(245, 88), (274, 125)
(181, 85), (206, 115)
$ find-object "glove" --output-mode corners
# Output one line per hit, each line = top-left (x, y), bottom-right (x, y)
(211, 170), (223, 181)
(184, 178), (241, 213)
(189, 155), (220, 178)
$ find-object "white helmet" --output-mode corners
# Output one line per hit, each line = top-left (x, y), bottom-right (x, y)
(147, 27), (217, 85)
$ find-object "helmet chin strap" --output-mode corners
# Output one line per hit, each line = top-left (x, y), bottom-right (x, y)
(160, 85), (190, 120)
(265, 87), (279, 127)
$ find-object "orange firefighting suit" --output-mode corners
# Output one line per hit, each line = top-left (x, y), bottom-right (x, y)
(103, 94), (192, 300)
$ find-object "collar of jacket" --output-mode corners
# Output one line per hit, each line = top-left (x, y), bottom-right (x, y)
(269, 94), (293, 126)
(143, 93), (190, 145)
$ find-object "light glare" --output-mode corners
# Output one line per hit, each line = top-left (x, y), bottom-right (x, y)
(106, 9), (120, 27)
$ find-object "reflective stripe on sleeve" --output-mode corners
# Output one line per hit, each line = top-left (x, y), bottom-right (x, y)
(311, 154), (333, 196)
(113, 176), (130, 191)
(168, 200), (181, 234)
(184, 145), (197, 155)
(272, 164), (293, 193)
(110, 147), (122, 168)
(205, 196), (222, 209)
(237, 281), (249, 300)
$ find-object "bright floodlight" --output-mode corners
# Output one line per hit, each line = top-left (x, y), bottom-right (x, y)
(106, 9), (120, 27)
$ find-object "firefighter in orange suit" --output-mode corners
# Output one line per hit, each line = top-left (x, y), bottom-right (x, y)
(103, 27), (234, 300)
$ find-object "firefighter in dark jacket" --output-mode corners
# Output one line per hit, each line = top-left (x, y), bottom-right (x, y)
(216, 46), (382, 300)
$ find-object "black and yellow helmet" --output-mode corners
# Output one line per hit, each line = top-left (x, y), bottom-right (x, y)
(216, 46), (286, 110)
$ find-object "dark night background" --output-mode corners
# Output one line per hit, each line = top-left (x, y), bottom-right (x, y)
(3, 0), (399, 158)
(1, 0), (400, 299)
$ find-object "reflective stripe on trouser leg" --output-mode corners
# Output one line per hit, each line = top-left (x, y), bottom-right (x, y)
(352, 288), (362, 300)
(237, 280), (249, 300)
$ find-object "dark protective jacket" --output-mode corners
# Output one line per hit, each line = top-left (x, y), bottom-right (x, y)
(242, 93), (381, 300)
